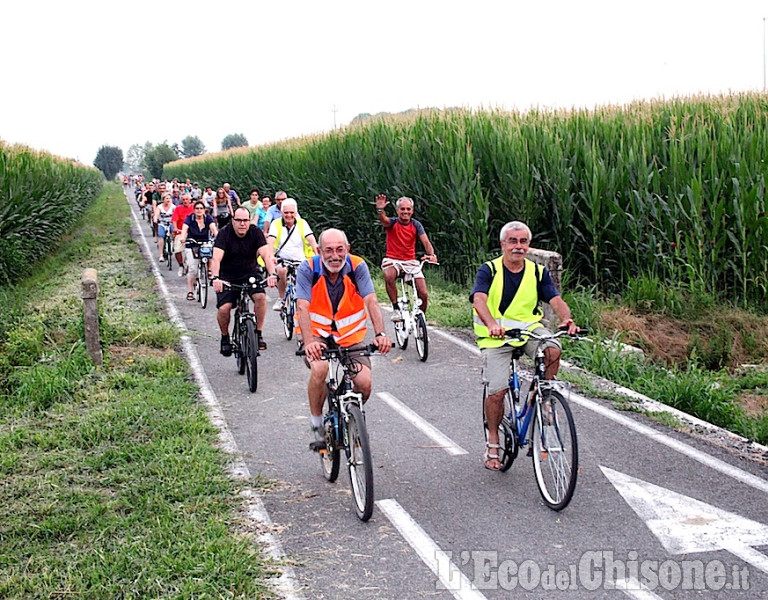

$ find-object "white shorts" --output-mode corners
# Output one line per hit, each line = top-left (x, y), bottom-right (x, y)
(381, 258), (424, 280)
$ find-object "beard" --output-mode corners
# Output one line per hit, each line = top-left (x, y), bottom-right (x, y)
(322, 256), (345, 273)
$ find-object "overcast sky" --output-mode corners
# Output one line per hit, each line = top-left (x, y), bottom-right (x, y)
(2, 1), (766, 165)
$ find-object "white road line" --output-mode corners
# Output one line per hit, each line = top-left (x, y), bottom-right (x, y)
(376, 499), (487, 600)
(376, 392), (468, 455)
(570, 390), (768, 495)
(611, 577), (663, 600)
(128, 195), (305, 600)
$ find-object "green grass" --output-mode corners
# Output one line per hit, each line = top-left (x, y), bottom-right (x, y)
(0, 184), (274, 599)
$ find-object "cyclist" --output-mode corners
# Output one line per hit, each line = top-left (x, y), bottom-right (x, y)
(178, 201), (218, 300)
(470, 220), (579, 471)
(375, 193), (437, 322)
(268, 198), (318, 311)
(255, 196), (270, 231)
(171, 193), (195, 276)
(153, 192), (176, 262)
(210, 206), (277, 355)
(295, 228), (392, 450)
(241, 188), (263, 223)
(212, 187), (234, 229)
(202, 185), (216, 213)
(223, 182), (240, 207)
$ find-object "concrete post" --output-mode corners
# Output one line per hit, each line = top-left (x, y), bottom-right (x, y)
(526, 247), (563, 328)
(81, 268), (103, 366)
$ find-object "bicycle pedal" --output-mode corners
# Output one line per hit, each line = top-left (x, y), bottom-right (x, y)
(309, 440), (327, 452)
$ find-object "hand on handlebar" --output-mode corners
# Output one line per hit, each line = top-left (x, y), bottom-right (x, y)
(303, 340), (326, 362)
(373, 334), (391, 355)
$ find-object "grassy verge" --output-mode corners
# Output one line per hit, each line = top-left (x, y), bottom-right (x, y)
(0, 184), (274, 599)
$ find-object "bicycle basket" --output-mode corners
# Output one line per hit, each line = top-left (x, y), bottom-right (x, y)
(199, 244), (214, 259)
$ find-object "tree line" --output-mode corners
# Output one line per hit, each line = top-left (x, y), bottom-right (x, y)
(93, 133), (249, 180)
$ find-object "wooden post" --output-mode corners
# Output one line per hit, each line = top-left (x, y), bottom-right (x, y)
(526, 247), (563, 328)
(81, 268), (103, 366)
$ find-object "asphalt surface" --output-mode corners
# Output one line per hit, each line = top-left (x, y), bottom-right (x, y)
(126, 189), (768, 599)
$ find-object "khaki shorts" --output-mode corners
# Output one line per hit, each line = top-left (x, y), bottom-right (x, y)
(173, 235), (184, 254)
(481, 331), (561, 395)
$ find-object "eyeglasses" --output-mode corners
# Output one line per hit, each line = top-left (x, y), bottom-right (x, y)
(504, 237), (529, 245)
(233, 218), (250, 223)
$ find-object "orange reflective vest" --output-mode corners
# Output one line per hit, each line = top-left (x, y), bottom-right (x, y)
(308, 255), (367, 346)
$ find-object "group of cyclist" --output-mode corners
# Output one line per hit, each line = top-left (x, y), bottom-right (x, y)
(133, 180), (580, 469)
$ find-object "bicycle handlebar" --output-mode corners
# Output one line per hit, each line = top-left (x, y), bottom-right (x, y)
(505, 326), (589, 342)
(220, 276), (269, 291)
(296, 343), (378, 359)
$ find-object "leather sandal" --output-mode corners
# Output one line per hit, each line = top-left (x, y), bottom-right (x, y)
(484, 443), (502, 471)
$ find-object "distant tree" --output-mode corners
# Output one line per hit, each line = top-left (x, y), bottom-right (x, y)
(181, 135), (206, 158)
(221, 133), (248, 150)
(93, 145), (124, 180)
(124, 144), (144, 173)
(143, 143), (180, 179)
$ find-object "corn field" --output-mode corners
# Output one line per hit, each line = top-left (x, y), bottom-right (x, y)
(165, 92), (768, 308)
(0, 143), (104, 284)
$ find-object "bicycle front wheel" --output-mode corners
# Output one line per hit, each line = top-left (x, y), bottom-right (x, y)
(282, 299), (294, 340)
(200, 262), (209, 309)
(244, 320), (258, 393)
(394, 316), (408, 350)
(321, 396), (340, 482)
(414, 312), (428, 361)
(346, 404), (374, 521)
(234, 313), (245, 375)
(531, 389), (578, 511)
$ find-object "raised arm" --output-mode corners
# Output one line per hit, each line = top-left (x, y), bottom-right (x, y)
(375, 194), (391, 227)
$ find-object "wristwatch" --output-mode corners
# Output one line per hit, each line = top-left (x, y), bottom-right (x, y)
(376, 208), (384, 214)
(375, 332), (387, 338)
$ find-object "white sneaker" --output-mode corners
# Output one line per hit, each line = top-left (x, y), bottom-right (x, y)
(391, 309), (403, 322)
(272, 299), (284, 311)
(177, 266), (184, 277)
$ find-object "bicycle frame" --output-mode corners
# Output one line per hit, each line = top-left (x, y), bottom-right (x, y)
(278, 259), (301, 341)
(485, 327), (586, 511)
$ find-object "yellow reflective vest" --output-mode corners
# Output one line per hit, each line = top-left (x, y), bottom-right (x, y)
(473, 257), (544, 348)
(272, 218), (316, 259)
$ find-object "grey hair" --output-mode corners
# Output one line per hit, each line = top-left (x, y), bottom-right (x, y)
(281, 198), (298, 211)
(318, 228), (348, 247)
(396, 196), (414, 209)
(499, 221), (532, 241)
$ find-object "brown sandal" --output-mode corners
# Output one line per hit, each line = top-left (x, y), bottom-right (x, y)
(484, 443), (502, 471)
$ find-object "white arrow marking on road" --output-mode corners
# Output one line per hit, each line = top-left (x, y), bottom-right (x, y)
(601, 466), (768, 575)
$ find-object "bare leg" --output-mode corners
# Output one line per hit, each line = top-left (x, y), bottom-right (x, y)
(415, 278), (429, 314)
(484, 388), (505, 470)
(217, 303), (233, 336)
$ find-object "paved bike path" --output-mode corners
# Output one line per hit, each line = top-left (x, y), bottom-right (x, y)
(126, 193), (768, 599)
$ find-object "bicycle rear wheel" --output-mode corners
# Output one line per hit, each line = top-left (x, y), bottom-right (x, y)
(321, 396), (340, 482)
(346, 404), (374, 521)
(165, 237), (173, 270)
(244, 320), (258, 392)
(531, 388), (578, 511)
(482, 386), (517, 472)
(414, 312), (428, 361)
(199, 262), (209, 309)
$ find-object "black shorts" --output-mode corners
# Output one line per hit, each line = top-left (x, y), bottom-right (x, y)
(216, 277), (266, 309)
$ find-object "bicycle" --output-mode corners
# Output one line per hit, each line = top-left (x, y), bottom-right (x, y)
(222, 277), (266, 393)
(296, 343), (377, 521)
(277, 258), (302, 340)
(483, 326), (588, 511)
(391, 259), (437, 362)
(161, 226), (174, 270)
(188, 239), (214, 309)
